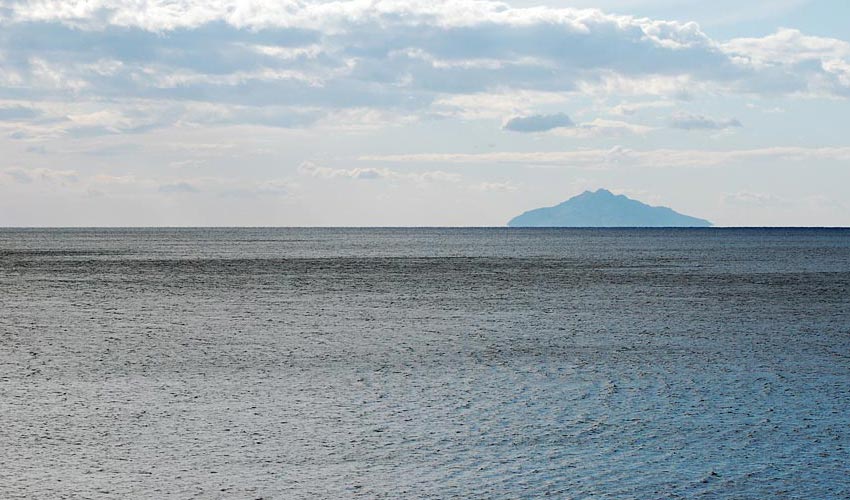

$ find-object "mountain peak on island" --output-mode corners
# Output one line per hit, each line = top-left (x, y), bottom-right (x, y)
(508, 189), (712, 227)
(580, 188), (615, 197)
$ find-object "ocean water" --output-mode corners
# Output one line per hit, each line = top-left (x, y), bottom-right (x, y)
(1, 228), (849, 499)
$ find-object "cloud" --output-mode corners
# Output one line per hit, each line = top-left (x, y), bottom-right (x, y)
(609, 100), (675, 116)
(746, 103), (785, 113)
(220, 179), (295, 198)
(503, 113), (574, 133)
(501, 112), (652, 136)
(361, 146), (850, 168)
(471, 181), (519, 192)
(0, 105), (42, 121)
(724, 29), (850, 67)
(669, 113), (742, 130)
(86, 173), (297, 199)
(1, 167), (78, 184)
(433, 90), (567, 120)
(723, 29), (850, 97)
(298, 161), (461, 183)
(1, 101), (325, 139)
(299, 162), (389, 180)
(412, 170), (462, 183)
(558, 118), (655, 137)
(91, 174), (143, 186)
(0, 2), (846, 131)
(158, 181), (200, 193)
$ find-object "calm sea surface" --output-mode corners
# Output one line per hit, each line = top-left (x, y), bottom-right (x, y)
(2, 228), (849, 498)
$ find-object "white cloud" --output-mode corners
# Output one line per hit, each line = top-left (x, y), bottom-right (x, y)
(608, 100), (675, 116)
(723, 29), (850, 97)
(1, 167), (78, 184)
(85, 172), (299, 199)
(555, 118), (656, 137)
(299, 162), (390, 180)
(669, 113), (742, 130)
(0, 1), (846, 134)
(433, 90), (568, 120)
(362, 146), (850, 168)
(91, 174), (144, 186)
(724, 29), (850, 67)
(575, 73), (708, 100)
(471, 181), (519, 192)
(298, 161), (461, 183)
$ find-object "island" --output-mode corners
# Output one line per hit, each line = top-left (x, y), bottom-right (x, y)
(508, 189), (712, 227)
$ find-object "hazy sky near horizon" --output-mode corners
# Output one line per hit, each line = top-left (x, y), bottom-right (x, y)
(1, 0), (849, 226)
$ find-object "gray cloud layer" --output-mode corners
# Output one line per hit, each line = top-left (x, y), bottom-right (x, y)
(0, 1), (848, 134)
(504, 113), (575, 132)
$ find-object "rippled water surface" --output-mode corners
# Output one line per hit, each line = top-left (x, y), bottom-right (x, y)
(2, 228), (849, 498)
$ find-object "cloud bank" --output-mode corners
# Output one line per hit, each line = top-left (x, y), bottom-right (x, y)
(362, 146), (850, 168)
(0, 1), (848, 134)
(504, 113), (575, 133)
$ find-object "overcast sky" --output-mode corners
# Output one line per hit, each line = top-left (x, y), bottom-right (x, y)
(1, 0), (848, 226)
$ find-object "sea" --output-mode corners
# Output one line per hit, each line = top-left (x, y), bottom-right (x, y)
(1, 228), (849, 499)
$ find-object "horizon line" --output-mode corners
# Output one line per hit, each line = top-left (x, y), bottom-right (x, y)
(2, 226), (849, 230)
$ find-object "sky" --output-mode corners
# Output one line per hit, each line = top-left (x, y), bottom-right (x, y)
(1, 0), (848, 226)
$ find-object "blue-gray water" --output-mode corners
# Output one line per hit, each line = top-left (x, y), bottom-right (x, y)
(2, 228), (849, 498)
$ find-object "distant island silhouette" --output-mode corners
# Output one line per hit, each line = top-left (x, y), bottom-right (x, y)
(508, 189), (712, 227)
